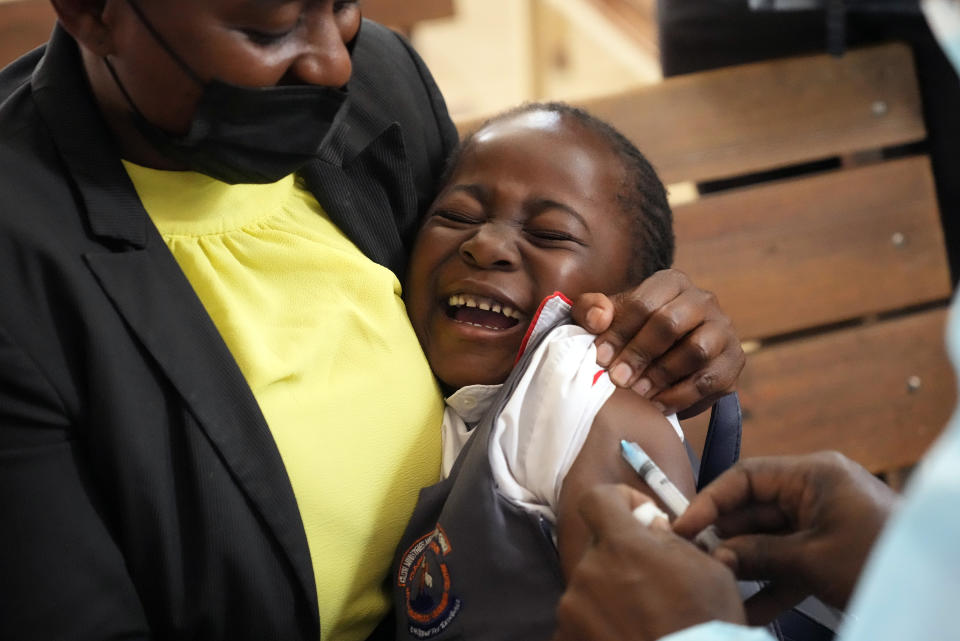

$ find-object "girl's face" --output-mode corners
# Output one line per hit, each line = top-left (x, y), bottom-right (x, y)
(405, 110), (637, 391)
(96, 0), (361, 134)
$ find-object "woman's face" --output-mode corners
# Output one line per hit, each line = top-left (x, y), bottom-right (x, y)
(97, 0), (361, 135)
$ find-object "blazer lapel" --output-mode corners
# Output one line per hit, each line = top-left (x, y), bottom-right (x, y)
(84, 246), (319, 621)
(32, 26), (319, 623)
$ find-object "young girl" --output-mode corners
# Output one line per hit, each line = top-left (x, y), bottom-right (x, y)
(395, 102), (695, 640)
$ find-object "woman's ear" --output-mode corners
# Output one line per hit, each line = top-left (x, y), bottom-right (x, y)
(50, 0), (114, 57)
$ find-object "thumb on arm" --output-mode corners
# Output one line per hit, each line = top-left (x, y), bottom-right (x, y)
(715, 531), (808, 585)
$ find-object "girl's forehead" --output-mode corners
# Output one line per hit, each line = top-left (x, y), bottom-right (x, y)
(460, 114), (619, 183)
(446, 120), (626, 219)
(472, 110), (565, 144)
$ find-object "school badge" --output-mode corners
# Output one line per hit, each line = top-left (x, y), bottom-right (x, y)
(397, 524), (462, 638)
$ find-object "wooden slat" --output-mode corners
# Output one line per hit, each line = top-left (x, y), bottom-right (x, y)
(362, 0), (454, 29)
(0, 0), (55, 70)
(455, 43), (926, 184)
(672, 156), (951, 340)
(737, 308), (955, 473)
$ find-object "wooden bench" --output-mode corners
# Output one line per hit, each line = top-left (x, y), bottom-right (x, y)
(0, 0), (455, 69)
(459, 43), (955, 478)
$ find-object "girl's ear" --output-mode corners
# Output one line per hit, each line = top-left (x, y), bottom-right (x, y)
(50, 0), (115, 57)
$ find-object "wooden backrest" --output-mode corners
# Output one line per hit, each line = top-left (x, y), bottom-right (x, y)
(673, 155), (947, 340)
(668, 47), (953, 475)
(458, 43), (955, 475)
(457, 44), (927, 184)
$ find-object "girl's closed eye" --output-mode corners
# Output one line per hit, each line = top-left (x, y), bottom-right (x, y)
(433, 209), (485, 226)
(525, 209), (589, 247)
(524, 227), (586, 246)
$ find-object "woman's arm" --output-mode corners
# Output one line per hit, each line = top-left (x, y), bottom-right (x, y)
(0, 325), (150, 640)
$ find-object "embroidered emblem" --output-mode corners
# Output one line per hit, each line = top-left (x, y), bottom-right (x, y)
(397, 524), (462, 638)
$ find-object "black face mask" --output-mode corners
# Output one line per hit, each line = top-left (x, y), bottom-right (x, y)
(105, 0), (354, 184)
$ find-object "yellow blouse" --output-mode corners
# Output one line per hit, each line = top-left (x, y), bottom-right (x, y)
(123, 162), (443, 641)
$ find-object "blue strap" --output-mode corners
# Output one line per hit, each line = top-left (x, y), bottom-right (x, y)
(697, 392), (742, 491)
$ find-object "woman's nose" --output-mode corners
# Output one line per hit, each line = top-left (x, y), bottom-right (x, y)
(284, 7), (358, 87)
(459, 224), (520, 270)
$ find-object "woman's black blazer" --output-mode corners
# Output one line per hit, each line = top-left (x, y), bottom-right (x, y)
(0, 20), (457, 641)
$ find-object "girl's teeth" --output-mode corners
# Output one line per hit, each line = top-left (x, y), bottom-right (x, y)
(447, 294), (523, 322)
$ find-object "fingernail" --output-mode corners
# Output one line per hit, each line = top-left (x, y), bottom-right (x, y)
(596, 342), (615, 366)
(586, 306), (604, 330)
(651, 400), (667, 413)
(631, 377), (652, 397)
(610, 362), (633, 387)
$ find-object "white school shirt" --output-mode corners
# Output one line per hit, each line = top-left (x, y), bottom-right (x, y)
(440, 294), (683, 523)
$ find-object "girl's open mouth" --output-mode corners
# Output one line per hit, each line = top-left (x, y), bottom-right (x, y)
(444, 294), (524, 331)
